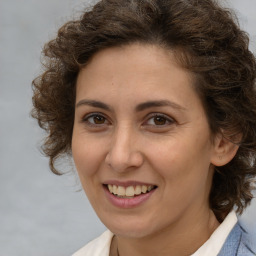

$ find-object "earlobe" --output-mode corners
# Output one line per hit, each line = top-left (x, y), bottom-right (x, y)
(211, 133), (240, 167)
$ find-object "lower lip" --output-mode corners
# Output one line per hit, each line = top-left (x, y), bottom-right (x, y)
(103, 186), (156, 208)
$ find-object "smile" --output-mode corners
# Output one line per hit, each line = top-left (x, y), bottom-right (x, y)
(103, 181), (158, 208)
(106, 184), (157, 198)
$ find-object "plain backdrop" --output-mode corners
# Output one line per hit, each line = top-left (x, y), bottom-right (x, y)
(0, 0), (255, 255)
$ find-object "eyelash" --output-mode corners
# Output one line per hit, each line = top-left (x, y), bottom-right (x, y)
(82, 112), (110, 127)
(144, 113), (175, 127)
(81, 112), (175, 128)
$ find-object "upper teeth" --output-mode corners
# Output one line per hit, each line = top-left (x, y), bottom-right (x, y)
(107, 184), (154, 197)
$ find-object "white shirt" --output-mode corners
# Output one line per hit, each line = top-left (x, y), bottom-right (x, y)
(191, 211), (237, 256)
(73, 211), (237, 256)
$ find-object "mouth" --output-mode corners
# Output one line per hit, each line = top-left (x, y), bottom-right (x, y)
(104, 184), (157, 198)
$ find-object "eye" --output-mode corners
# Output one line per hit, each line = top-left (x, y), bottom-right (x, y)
(145, 113), (175, 127)
(88, 115), (106, 124)
(148, 116), (168, 125)
(82, 113), (110, 126)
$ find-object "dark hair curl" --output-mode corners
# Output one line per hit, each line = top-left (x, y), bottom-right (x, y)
(32, 0), (256, 219)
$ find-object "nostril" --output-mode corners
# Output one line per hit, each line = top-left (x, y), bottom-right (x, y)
(105, 150), (144, 172)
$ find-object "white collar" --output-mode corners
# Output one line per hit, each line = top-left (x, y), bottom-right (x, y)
(191, 211), (238, 256)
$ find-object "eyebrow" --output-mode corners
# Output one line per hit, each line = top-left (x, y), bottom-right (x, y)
(76, 99), (186, 112)
(135, 100), (187, 112)
(76, 99), (112, 111)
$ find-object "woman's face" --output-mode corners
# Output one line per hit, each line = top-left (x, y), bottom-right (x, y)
(72, 43), (217, 238)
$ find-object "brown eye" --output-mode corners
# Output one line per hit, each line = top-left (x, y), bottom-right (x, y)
(84, 114), (108, 125)
(145, 114), (175, 127)
(93, 115), (106, 124)
(153, 116), (167, 125)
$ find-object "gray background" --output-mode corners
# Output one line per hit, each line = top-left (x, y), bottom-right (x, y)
(0, 0), (255, 255)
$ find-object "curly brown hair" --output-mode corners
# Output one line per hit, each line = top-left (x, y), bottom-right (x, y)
(32, 0), (256, 219)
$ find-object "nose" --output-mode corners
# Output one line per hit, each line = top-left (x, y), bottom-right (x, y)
(105, 125), (144, 173)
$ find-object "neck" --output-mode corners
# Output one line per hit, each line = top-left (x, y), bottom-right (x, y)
(114, 209), (219, 256)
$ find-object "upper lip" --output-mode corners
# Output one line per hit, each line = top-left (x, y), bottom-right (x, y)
(103, 180), (157, 188)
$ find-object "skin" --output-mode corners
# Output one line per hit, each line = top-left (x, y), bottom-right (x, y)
(72, 43), (238, 256)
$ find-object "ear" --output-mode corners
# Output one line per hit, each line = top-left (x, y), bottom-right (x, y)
(210, 133), (241, 167)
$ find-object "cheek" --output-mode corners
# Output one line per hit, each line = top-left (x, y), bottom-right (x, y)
(72, 136), (105, 204)
(146, 133), (212, 184)
(72, 134), (102, 178)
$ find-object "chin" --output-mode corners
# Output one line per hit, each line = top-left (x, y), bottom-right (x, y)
(102, 217), (159, 238)
(111, 227), (153, 239)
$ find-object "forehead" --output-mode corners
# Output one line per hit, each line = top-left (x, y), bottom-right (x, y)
(76, 43), (202, 112)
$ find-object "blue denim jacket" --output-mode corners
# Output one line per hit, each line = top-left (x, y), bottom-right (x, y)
(218, 223), (256, 256)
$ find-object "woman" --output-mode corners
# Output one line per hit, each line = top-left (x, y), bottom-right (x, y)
(32, 0), (256, 255)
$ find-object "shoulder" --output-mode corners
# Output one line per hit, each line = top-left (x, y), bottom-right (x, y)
(237, 224), (256, 256)
(72, 230), (114, 256)
(218, 222), (256, 256)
